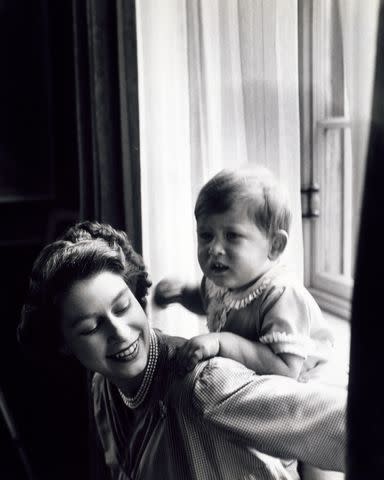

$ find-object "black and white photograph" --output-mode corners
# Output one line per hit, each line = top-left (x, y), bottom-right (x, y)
(0, 1), (382, 479)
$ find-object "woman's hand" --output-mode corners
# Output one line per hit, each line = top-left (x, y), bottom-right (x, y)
(177, 333), (220, 372)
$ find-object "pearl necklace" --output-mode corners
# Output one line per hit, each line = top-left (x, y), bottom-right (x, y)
(118, 329), (159, 409)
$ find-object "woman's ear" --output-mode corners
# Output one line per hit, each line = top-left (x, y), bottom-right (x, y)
(268, 230), (288, 260)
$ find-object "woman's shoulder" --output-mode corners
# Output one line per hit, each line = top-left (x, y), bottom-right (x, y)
(92, 372), (108, 405)
(172, 356), (255, 407)
(92, 371), (104, 391)
(91, 373), (111, 420)
(92, 335), (249, 412)
(155, 328), (187, 353)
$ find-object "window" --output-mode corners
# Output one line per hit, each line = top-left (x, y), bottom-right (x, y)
(299, 0), (368, 319)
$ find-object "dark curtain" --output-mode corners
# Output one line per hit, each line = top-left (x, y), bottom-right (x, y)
(72, 0), (141, 252)
(347, 2), (384, 478)
(72, 2), (141, 478)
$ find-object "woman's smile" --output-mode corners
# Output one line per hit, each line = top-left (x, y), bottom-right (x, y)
(107, 336), (140, 362)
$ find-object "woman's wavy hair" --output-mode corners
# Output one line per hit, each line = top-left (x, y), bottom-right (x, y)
(17, 221), (151, 360)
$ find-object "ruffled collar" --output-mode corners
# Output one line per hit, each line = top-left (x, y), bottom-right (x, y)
(206, 264), (286, 310)
(205, 264), (287, 331)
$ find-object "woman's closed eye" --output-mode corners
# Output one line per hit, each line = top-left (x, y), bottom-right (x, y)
(113, 302), (130, 316)
(80, 318), (103, 336)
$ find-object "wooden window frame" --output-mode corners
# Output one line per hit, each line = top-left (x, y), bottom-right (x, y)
(299, 0), (352, 320)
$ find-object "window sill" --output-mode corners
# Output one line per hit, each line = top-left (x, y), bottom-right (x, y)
(322, 310), (350, 388)
(310, 287), (351, 320)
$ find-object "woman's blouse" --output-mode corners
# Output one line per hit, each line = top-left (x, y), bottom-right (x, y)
(92, 331), (345, 480)
(201, 264), (334, 377)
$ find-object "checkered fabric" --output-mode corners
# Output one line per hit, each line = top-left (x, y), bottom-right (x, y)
(93, 332), (346, 480)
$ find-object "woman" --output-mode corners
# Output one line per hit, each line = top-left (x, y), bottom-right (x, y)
(18, 221), (346, 480)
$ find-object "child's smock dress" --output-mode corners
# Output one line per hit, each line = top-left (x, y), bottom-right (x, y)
(201, 263), (334, 381)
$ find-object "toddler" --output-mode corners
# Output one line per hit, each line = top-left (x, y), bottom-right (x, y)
(154, 167), (333, 381)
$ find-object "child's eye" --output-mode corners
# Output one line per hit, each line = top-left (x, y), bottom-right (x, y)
(226, 232), (240, 241)
(198, 232), (213, 242)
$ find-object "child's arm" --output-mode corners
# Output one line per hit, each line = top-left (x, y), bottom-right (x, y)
(177, 332), (304, 379)
(154, 278), (205, 315)
(218, 332), (304, 378)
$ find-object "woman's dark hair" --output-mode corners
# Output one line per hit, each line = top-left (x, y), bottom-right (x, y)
(17, 221), (151, 360)
(194, 167), (292, 239)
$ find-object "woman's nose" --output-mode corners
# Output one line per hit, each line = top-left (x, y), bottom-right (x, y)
(106, 315), (129, 341)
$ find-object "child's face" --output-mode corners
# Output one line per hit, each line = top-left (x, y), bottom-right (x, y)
(197, 204), (272, 290)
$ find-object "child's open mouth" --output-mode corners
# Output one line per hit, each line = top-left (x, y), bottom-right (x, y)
(210, 262), (229, 274)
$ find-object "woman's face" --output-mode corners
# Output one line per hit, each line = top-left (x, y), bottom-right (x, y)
(59, 270), (150, 389)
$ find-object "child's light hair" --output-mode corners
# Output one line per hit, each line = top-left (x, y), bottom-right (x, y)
(194, 166), (292, 239)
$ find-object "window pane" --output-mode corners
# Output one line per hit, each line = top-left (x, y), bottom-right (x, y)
(318, 127), (353, 279)
(324, 0), (344, 117)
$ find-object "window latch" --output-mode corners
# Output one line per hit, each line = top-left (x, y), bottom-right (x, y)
(301, 183), (320, 218)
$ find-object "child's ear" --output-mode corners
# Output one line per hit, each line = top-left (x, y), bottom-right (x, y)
(268, 230), (288, 260)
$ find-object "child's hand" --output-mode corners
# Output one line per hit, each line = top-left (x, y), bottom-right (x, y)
(154, 279), (205, 315)
(177, 334), (220, 373)
(153, 278), (184, 308)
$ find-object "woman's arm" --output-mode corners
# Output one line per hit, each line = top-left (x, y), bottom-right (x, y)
(190, 357), (346, 472)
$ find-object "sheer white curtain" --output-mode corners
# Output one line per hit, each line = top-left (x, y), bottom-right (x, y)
(136, 0), (302, 337)
(338, 0), (379, 233)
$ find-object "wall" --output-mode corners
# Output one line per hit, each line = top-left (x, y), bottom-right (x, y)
(0, 2), (87, 479)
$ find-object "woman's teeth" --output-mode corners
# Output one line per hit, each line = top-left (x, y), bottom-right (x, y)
(110, 340), (138, 360)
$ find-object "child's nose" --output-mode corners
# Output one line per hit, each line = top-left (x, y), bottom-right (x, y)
(208, 239), (225, 256)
